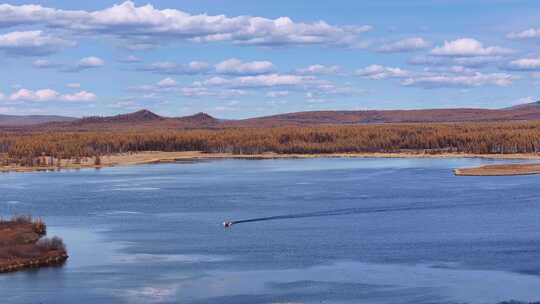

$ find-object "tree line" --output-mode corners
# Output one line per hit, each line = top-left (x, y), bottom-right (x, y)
(2, 122), (540, 166)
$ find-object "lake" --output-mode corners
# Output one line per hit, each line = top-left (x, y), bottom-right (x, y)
(1, 158), (540, 304)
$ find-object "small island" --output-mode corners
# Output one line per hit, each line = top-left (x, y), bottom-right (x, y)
(454, 163), (540, 176)
(0, 216), (68, 273)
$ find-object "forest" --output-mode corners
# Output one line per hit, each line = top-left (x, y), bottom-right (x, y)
(1, 121), (540, 167)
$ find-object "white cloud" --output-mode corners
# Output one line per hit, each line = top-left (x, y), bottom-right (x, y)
(78, 56), (104, 68)
(0, 30), (73, 56)
(431, 38), (512, 57)
(215, 58), (274, 76)
(401, 72), (516, 88)
(296, 64), (340, 75)
(157, 77), (177, 87)
(195, 74), (314, 88)
(8, 88), (96, 102)
(9, 88), (59, 102)
(508, 28), (540, 40)
(0, 1), (371, 48)
(506, 58), (540, 71)
(139, 61), (211, 75)
(378, 37), (430, 53)
(62, 56), (105, 72)
(61, 91), (96, 102)
(355, 64), (408, 80)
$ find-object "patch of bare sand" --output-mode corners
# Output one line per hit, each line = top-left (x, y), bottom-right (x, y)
(454, 163), (540, 176)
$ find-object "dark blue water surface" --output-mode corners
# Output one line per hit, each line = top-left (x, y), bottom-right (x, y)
(1, 158), (540, 304)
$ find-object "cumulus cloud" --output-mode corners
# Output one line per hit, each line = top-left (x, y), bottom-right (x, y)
(63, 56), (105, 72)
(401, 72), (516, 88)
(355, 64), (408, 80)
(505, 58), (540, 71)
(355, 62), (517, 89)
(215, 58), (274, 76)
(0, 30), (73, 56)
(8, 88), (96, 102)
(0, 1), (371, 48)
(61, 91), (96, 102)
(508, 28), (540, 40)
(378, 37), (430, 53)
(431, 38), (512, 57)
(194, 74), (315, 88)
(78, 56), (104, 68)
(9, 88), (59, 102)
(295, 64), (340, 75)
(139, 61), (211, 75)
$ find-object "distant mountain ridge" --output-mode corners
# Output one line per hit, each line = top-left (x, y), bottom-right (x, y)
(2, 99), (540, 129)
(0, 114), (76, 127)
(506, 100), (540, 110)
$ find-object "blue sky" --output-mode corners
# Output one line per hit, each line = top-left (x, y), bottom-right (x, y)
(0, 0), (539, 118)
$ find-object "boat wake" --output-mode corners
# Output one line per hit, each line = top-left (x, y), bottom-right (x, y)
(224, 202), (479, 227)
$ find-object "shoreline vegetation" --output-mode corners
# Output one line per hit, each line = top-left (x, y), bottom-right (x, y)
(3, 122), (540, 175)
(0, 216), (68, 273)
(1, 151), (540, 175)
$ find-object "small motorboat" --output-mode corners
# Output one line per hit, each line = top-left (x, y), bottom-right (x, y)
(223, 221), (233, 228)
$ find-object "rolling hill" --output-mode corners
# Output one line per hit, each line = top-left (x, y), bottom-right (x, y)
(2, 100), (540, 130)
(0, 114), (76, 127)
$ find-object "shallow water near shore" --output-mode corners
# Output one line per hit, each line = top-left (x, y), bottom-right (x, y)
(1, 157), (540, 304)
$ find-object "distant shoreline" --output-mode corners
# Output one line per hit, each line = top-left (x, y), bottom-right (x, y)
(2, 151), (540, 174)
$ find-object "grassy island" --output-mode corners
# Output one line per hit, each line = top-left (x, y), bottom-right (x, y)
(0, 216), (68, 273)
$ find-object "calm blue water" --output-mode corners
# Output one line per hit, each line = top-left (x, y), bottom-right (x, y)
(1, 158), (540, 304)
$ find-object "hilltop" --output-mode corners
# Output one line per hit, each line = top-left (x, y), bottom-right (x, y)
(2, 100), (540, 130)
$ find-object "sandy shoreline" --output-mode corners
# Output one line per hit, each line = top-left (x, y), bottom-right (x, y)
(454, 164), (540, 176)
(2, 151), (540, 174)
